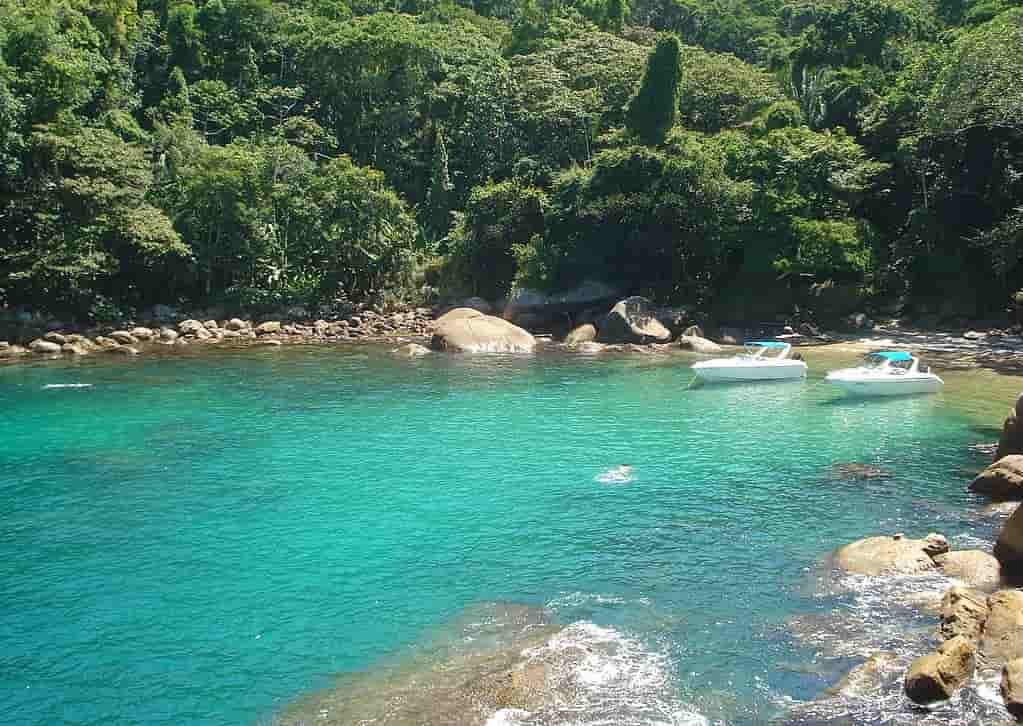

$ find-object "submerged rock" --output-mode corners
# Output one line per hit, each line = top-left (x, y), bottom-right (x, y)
(904, 635), (975, 704)
(833, 534), (946, 576)
(971, 456), (1023, 500)
(430, 308), (536, 353)
(392, 343), (430, 357)
(597, 297), (672, 344)
(825, 652), (898, 698)
(273, 602), (700, 726)
(934, 550), (1001, 590)
(825, 463), (893, 481)
(564, 323), (597, 346)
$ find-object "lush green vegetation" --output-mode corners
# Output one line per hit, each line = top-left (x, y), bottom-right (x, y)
(1, 0), (1021, 320)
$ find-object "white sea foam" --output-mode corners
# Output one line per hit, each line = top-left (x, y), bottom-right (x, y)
(595, 465), (635, 484)
(512, 621), (708, 726)
(42, 383), (93, 389)
(485, 708), (532, 726)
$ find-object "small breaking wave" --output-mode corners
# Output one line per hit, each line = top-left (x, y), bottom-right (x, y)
(512, 621), (707, 726)
(596, 465), (635, 484)
(42, 383), (93, 389)
(782, 563), (1008, 723)
(272, 602), (706, 726)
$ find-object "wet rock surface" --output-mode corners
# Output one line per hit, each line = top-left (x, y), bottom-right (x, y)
(904, 635), (976, 704)
(833, 534), (945, 576)
(971, 456), (1023, 500)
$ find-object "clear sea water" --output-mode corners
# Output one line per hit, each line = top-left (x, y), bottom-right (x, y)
(1, 345), (1019, 725)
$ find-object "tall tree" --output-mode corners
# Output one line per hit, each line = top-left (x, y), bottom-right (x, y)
(625, 34), (682, 145)
(424, 125), (454, 238)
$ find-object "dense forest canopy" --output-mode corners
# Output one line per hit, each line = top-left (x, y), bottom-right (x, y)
(0, 0), (1021, 322)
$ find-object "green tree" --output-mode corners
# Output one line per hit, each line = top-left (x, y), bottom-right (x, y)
(424, 125), (454, 237)
(625, 34), (682, 145)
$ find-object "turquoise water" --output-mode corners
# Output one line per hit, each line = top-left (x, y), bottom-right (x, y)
(0, 347), (1005, 724)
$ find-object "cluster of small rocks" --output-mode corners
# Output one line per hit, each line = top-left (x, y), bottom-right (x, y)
(0, 308), (436, 361)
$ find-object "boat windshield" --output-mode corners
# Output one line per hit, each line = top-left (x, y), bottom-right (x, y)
(864, 352), (913, 371)
(742, 342), (788, 359)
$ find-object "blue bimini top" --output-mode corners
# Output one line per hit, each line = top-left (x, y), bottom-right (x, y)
(745, 341), (788, 348)
(869, 351), (913, 362)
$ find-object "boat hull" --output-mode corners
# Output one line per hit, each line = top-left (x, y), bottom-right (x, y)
(826, 375), (943, 397)
(692, 363), (807, 382)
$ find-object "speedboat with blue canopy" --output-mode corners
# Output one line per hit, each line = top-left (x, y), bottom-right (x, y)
(825, 351), (943, 396)
(691, 341), (807, 382)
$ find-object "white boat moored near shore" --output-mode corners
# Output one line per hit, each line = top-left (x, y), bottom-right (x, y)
(826, 351), (943, 397)
(691, 341), (807, 382)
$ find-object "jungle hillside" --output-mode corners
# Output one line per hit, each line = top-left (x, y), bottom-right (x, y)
(1, 0), (1021, 323)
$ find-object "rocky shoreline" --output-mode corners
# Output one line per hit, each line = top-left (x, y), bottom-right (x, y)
(6, 291), (1023, 369)
(806, 393), (1023, 721)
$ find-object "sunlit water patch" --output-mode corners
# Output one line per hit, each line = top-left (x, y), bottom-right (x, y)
(1, 346), (1021, 724)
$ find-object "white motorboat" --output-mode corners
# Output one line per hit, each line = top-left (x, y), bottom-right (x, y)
(826, 351), (943, 397)
(691, 341), (807, 382)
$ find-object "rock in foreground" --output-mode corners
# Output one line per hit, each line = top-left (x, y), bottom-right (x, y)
(1002, 659), (1023, 720)
(597, 297), (672, 344)
(430, 308), (536, 353)
(971, 456), (1023, 500)
(833, 533), (947, 576)
(980, 589), (1023, 664)
(904, 635), (975, 704)
(934, 550), (1001, 590)
(940, 586), (990, 643)
(995, 505), (1023, 577)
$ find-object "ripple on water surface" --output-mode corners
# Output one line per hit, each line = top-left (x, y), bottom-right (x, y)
(0, 346), (1018, 725)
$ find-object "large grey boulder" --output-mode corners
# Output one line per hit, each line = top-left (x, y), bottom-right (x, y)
(980, 590), (1023, 664)
(130, 327), (154, 341)
(430, 308), (536, 353)
(971, 456), (1023, 500)
(564, 323), (597, 346)
(833, 533), (947, 576)
(597, 297), (672, 344)
(904, 635), (975, 704)
(934, 550), (1002, 590)
(503, 280), (621, 327)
